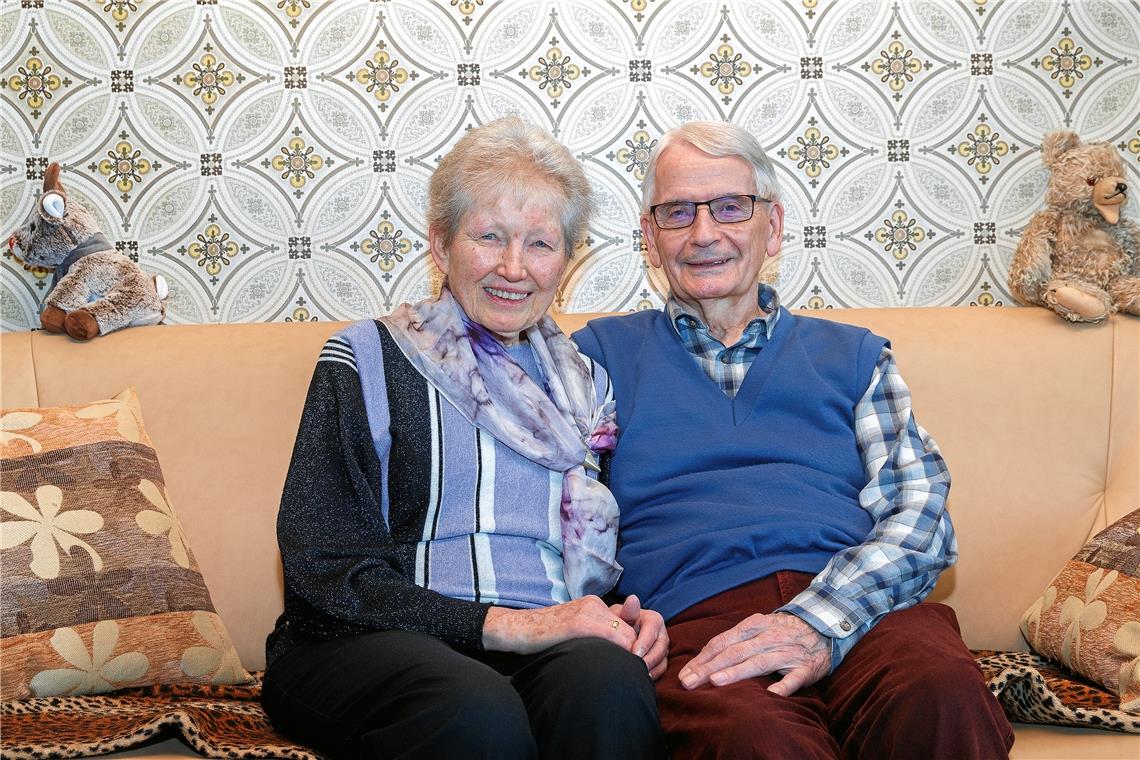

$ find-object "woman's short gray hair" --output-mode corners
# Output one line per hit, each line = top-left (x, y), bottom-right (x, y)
(641, 121), (781, 212)
(428, 116), (591, 254)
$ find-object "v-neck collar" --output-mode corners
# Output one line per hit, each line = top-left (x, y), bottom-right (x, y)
(731, 307), (794, 425)
(651, 307), (795, 426)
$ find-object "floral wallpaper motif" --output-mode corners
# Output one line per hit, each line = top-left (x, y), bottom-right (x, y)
(1, 0), (1137, 329)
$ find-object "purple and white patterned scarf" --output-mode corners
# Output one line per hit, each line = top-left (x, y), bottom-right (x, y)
(381, 287), (621, 598)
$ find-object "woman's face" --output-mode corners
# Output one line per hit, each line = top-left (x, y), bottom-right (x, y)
(430, 188), (570, 345)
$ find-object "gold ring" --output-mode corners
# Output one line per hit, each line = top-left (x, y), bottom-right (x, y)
(611, 620), (620, 630)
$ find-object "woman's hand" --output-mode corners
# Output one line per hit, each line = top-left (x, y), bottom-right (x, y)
(611, 594), (669, 680)
(482, 595), (669, 680)
(483, 595), (635, 654)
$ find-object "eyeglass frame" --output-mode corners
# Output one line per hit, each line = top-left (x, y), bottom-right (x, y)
(648, 194), (773, 229)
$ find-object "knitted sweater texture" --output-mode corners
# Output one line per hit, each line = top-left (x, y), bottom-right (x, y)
(573, 307), (886, 621)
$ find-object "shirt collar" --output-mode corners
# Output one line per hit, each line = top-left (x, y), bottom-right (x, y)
(666, 283), (781, 343)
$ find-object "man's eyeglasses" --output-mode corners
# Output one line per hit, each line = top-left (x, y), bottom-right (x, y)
(650, 194), (771, 229)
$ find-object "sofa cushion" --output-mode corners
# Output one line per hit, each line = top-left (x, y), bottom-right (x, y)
(0, 389), (252, 699)
(1020, 508), (1140, 714)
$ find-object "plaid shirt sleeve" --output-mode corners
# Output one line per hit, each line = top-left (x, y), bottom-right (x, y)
(776, 345), (956, 672)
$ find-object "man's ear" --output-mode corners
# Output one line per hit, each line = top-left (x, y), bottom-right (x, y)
(764, 201), (785, 258)
(427, 225), (449, 276)
(639, 214), (661, 269)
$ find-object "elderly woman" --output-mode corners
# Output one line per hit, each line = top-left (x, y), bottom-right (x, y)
(262, 117), (668, 759)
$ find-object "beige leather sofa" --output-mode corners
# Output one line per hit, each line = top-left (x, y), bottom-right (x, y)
(2, 306), (1137, 759)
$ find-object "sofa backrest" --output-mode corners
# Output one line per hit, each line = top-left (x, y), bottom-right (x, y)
(2, 308), (1136, 670)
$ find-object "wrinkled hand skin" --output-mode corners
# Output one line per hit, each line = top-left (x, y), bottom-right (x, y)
(611, 594), (669, 680)
(677, 611), (830, 697)
(482, 594), (669, 680)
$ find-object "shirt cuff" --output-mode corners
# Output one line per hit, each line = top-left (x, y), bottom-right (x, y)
(777, 599), (867, 673)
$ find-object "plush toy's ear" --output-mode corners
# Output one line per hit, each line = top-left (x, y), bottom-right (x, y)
(42, 161), (64, 194)
(41, 192), (66, 219)
(1041, 131), (1081, 169)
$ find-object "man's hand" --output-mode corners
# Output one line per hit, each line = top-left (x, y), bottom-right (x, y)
(611, 595), (669, 680)
(677, 611), (829, 696)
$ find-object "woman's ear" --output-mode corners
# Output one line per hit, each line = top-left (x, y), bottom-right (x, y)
(427, 225), (449, 275)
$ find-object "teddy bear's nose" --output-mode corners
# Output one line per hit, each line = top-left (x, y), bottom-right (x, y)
(1116, 182), (1127, 195)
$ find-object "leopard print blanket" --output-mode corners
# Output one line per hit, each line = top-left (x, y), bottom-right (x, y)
(2, 655), (1137, 759)
(975, 651), (1140, 734)
(0, 675), (319, 759)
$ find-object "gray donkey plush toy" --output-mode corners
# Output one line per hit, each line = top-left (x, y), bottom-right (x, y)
(7, 162), (167, 340)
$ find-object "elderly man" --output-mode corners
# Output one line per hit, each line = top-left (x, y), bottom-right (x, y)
(573, 121), (1013, 759)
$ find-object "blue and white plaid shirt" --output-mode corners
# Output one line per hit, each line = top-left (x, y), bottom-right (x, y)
(667, 284), (955, 669)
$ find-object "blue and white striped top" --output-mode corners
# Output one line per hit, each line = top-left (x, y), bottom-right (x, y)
(267, 318), (613, 665)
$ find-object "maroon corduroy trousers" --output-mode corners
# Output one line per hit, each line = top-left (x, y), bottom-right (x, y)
(656, 571), (1015, 759)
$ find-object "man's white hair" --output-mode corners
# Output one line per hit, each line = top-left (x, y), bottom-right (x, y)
(641, 121), (781, 212)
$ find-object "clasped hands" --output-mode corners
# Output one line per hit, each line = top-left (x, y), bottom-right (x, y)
(678, 611), (831, 696)
(483, 594), (669, 680)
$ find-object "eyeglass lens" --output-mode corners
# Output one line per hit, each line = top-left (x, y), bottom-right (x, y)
(653, 195), (756, 228)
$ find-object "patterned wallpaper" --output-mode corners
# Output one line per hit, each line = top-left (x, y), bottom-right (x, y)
(1, 0), (1138, 330)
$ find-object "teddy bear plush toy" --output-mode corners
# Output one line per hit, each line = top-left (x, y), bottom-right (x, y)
(7, 162), (167, 340)
(1008, 130), (1140, 323)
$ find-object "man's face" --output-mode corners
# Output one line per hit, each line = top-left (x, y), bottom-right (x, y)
(641, 141), (783, 310)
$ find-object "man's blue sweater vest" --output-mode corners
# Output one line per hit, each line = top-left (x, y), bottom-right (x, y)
(573, 307), (888, 621)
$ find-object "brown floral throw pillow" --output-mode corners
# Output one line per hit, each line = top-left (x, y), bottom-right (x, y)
(0, 389), (252, 699)
(1021, 508), (1140, 714)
